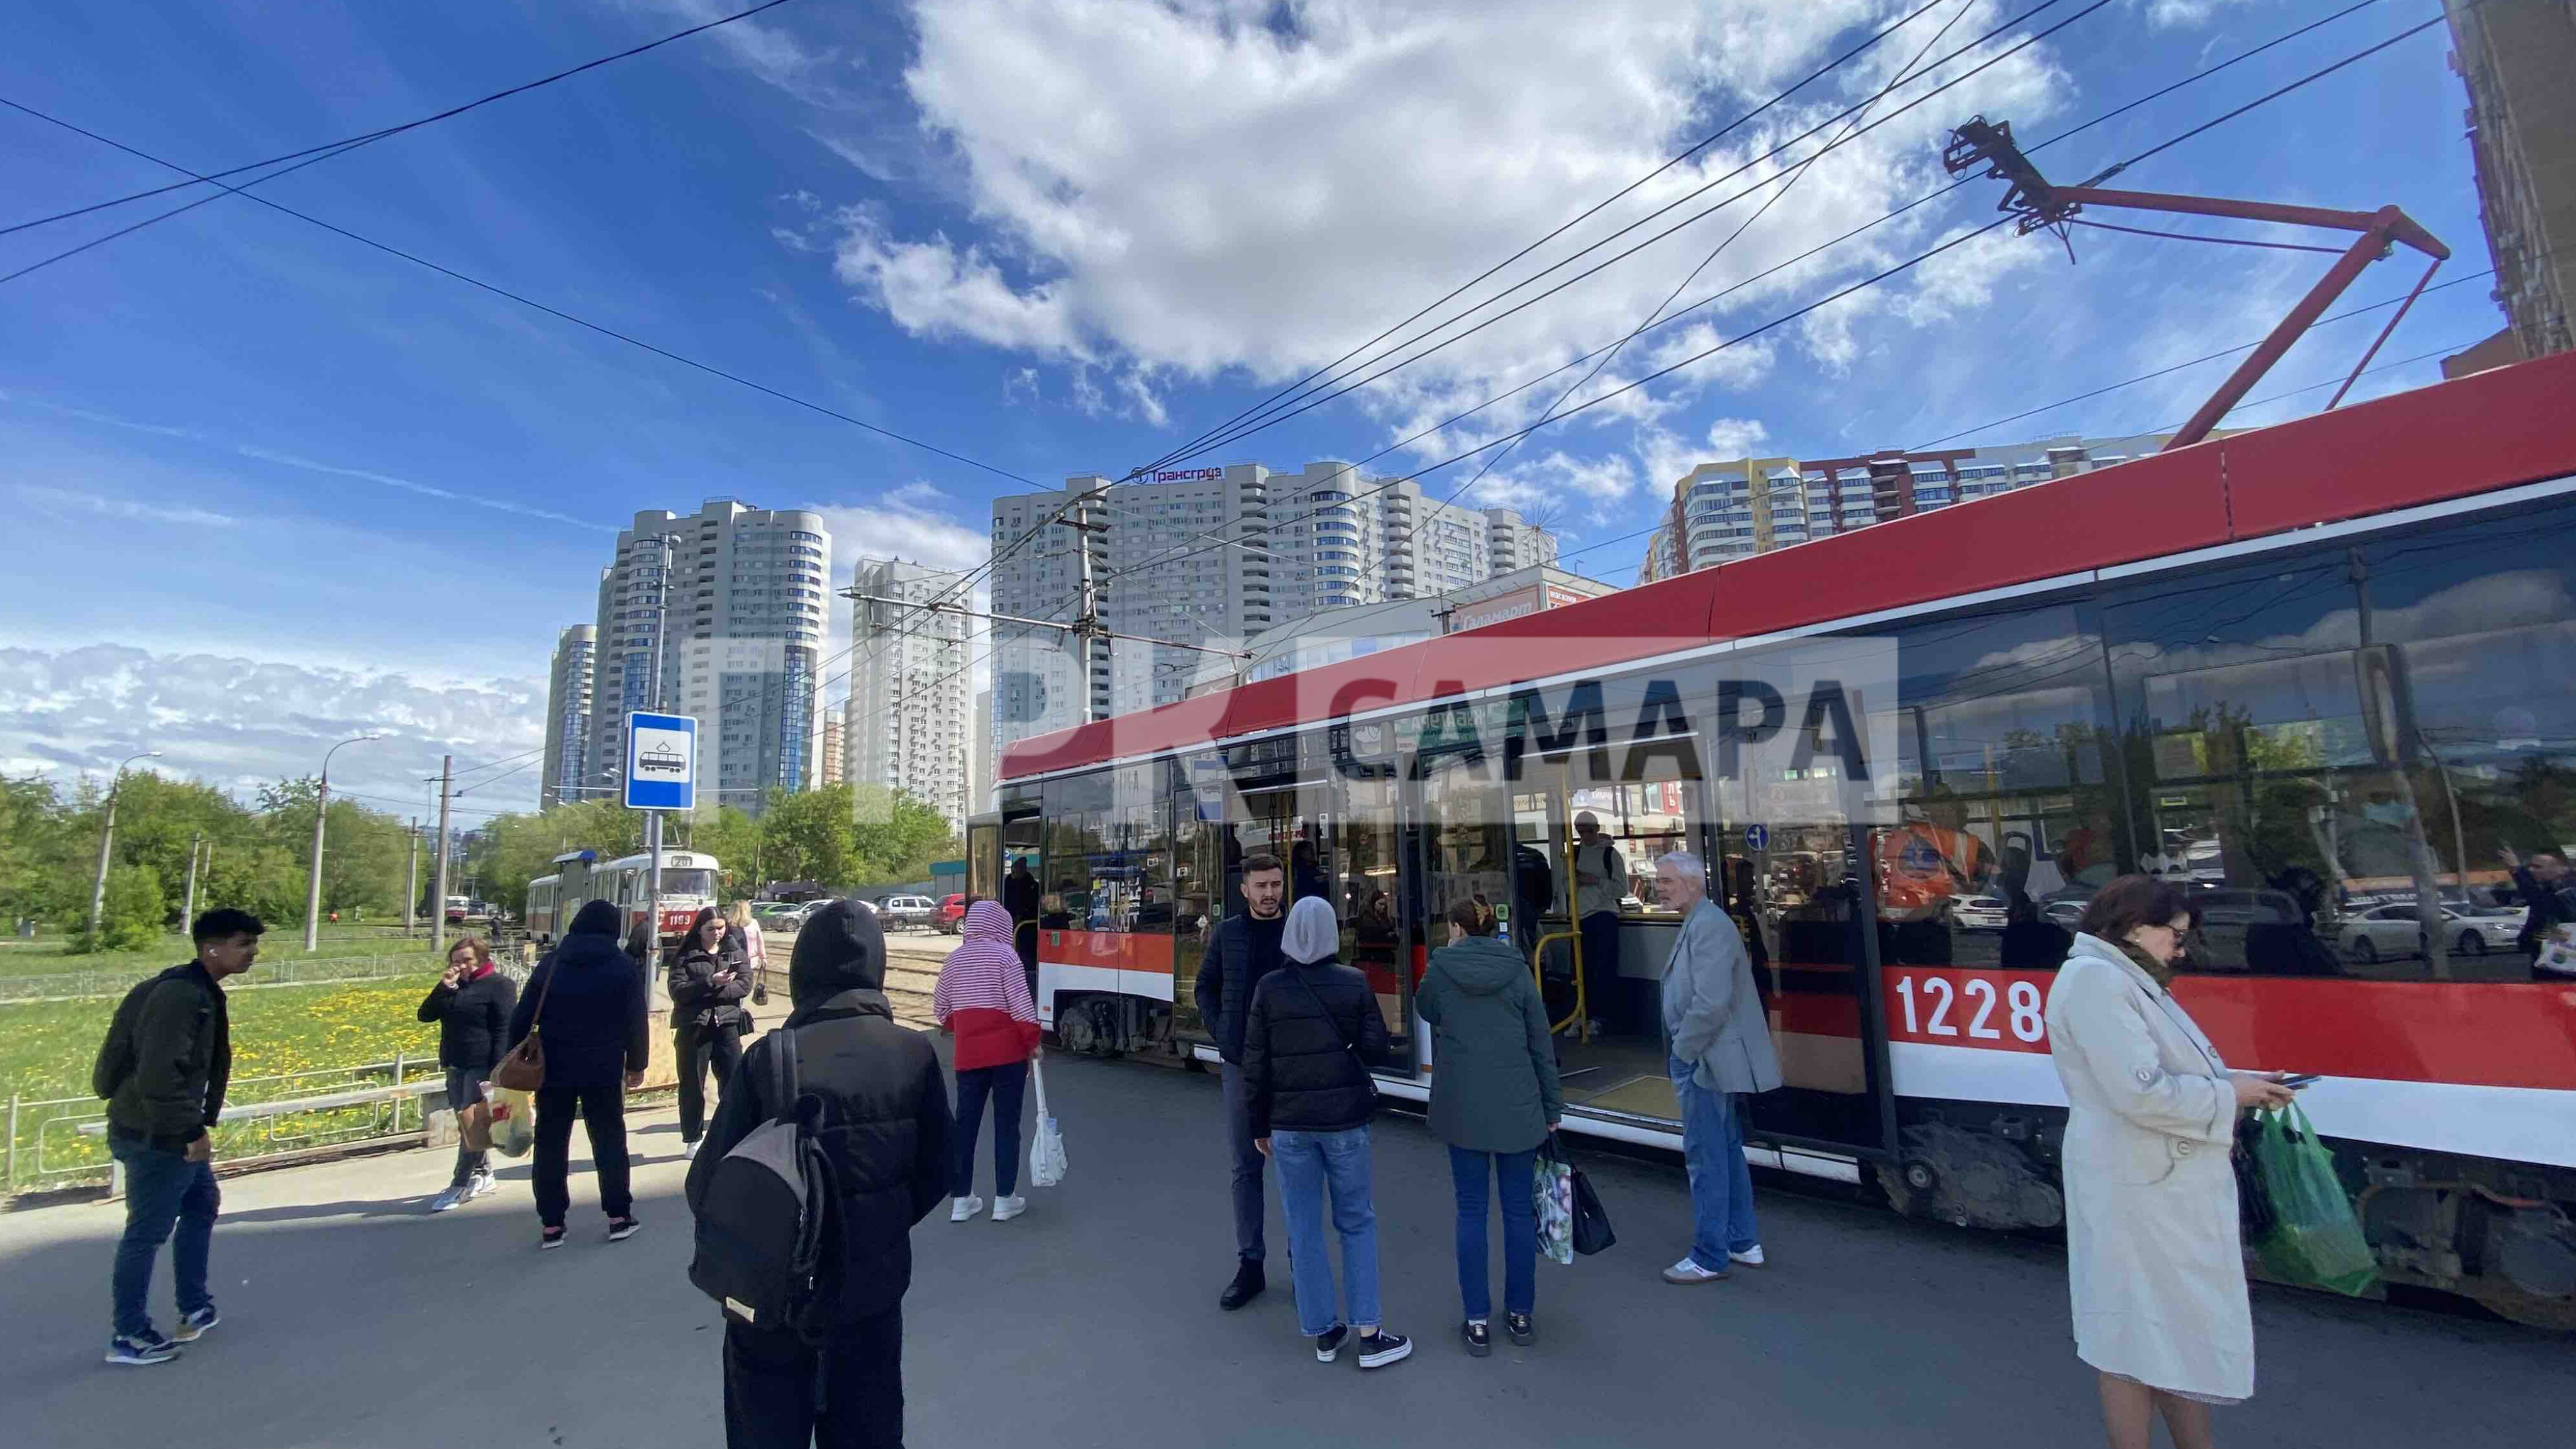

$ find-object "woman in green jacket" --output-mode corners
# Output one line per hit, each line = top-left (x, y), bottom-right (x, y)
(1418, 896), (1564, 1358)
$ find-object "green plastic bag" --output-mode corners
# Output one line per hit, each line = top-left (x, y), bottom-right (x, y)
(2248, 1102), (2377, 1297)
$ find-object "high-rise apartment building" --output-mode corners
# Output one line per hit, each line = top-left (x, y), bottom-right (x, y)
(2446, 0), (2575, 362)
(1638, 433), (2207, 580)
(540, 624), (595, 810)
(847, 559), (972, 830)
(1484, 508), (1558, 572)
(817, 714), (845, 788)
(972, 686), (992, 818)
(584, 501), (831, 814)
(988, 462), (1558, 759)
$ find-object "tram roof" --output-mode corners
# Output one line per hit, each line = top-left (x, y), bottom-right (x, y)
(1000, 348), (2576, 782)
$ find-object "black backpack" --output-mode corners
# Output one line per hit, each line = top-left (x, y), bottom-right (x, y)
(92, 967), (193, 1100)
(687, 1028), (840, 1338)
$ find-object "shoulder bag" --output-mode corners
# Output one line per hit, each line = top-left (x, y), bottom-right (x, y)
(490, 953), (561, 1092)
(1287, 965), (1377, 1103)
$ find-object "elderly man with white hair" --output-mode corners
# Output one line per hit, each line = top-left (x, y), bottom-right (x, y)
(1654, 850), (1783, 1285)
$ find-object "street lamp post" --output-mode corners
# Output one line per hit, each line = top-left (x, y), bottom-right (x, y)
(303, 735), (383, 952)
(87, 751), (163, 939)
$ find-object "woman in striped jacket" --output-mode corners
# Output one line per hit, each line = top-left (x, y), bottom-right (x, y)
(933, 900), (1043, 1223)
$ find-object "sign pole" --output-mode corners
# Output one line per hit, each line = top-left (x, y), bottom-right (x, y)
(646, 808), (663, 980)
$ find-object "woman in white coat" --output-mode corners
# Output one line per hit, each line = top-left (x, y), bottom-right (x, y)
(2045, 875), (2296, 1449)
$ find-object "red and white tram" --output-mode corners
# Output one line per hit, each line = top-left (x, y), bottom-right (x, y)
(523, 847), (719, 952)
(980, 352), (2576, 1325)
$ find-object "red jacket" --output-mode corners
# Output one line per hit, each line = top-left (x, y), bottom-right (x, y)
(935, 901), (1040, 1072)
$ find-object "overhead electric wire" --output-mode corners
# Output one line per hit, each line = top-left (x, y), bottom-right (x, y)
(1401, 0), (1982, 552)
(0, 103), (1052, 491)
(1146, 0), (2102, 474)
(1085, 9), (2451, 596)
(0, 0), (802, 241)
(1130, 0), (1963, 475)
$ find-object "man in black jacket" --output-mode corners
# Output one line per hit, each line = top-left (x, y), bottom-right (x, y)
(1190, 852), (1289, 1310)
(94, 908), (259, 1365)
(687, 897), (952, 1449)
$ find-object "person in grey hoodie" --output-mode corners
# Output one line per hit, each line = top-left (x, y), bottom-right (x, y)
(1654, 850), (1782, 1285)
(1417, 895), (1562, 1357)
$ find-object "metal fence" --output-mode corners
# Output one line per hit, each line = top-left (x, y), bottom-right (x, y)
(0, 953), (447, 1004)
(4, 1054), (440, 1196)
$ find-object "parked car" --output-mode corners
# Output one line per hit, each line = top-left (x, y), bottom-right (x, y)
(2039, 891), (2091, 930)
(936, 894), (969, 933)
(2336, 903), (2524, 962)
(879, 894), (939, 931)
(1945, 894), (2009, 931)
(753, 901), (812, 931)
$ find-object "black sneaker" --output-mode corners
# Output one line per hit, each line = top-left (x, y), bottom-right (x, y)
(1462, 1320), (1492, 1358)
(1505, 1312), (1534, 1346)
(540, 1225), (567, 1250)
(1218, 1260), (1265, 1311)
(1314, 1325), (1348, 1363)
(1355, 1330), (1413, 1369)
(106, 1330), (180, 1366)
(606, 1216), (641, 1243)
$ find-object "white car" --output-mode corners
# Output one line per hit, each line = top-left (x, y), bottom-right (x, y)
(879, 895), (940, 930)
(1946, 894), (2009, 931)
(2336, 904), (2523, 962)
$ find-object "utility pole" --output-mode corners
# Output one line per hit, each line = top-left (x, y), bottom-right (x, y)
(181, 830), (203, 928)
(86, 752), (160, 938)
(404, 819), (421, 936)
(180, 833), (203, 931)
(431, 756), (454, 957)
(304, 735), (382, 952)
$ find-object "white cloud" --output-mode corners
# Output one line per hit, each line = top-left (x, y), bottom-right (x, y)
(801, 0), (2068, 473)
(2141, 0), (2261, 31)
(14, 485), (238, 529)
(0, 643), (545, 811)
(1703, 416), (1774, 458)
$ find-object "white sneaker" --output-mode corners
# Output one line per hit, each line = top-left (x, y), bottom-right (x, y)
(950, 1195), (984, 1223)
(1729, 1245), (1766, 1268)
(1662, 1256), (1729, 1285)
(470, 1170), (498, 1200)
(992, 1195), (1027, 1222)
(427, 1186), (463, 1214)
(683, 1140), (701, 1162)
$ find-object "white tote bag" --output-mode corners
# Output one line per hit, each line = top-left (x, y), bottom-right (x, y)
(1028, 1056), (1068, 1188)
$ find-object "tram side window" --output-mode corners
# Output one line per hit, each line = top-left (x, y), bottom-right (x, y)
(2092, 516), (2576, 984)
(1039, 771), (1109, 929)
(2336, 509), (2576, 982)
(1874, 602), (2122, 972)
(1171, 763), (1219, 1038)
(1037, 767), (1170, 932)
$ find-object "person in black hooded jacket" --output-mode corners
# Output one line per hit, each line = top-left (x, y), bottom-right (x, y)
(507, 899), (650, 1248)
(686, 897), (953, 1449)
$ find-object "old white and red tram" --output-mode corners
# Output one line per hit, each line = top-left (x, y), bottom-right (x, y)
(979, 352), (2576, 1324)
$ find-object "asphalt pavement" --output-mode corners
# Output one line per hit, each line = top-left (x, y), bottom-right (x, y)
(2, 1046), (2566, 1448)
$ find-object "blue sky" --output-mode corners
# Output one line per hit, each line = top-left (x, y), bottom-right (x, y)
(0, 0), (2505, 816)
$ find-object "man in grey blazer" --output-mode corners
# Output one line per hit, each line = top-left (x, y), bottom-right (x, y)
(1655, 850), (1782, 1285)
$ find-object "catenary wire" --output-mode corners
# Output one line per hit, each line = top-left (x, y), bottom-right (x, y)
(0, 0), (802, 241)
(1148, 0), (2102, 474)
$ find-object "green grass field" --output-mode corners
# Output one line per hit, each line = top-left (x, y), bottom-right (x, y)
(2, 972), (445, 1192)
(0, 928), (436, 980)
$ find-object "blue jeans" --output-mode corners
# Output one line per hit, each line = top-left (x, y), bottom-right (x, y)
(952, 1061), (1027, 1197)
(1670, 1055), (1759, 1272)
(1449, 1146), (1538, 1320)
(108, 1133), (218, 1339)
(1270, 1126), (1382, 1338)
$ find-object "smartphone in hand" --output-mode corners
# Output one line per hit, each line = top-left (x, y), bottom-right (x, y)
(2276, 1072), (2323, 1091)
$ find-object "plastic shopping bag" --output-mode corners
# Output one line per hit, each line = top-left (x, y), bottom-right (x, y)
(1534, 1136), (1575, 1266)
(1028, 1058), (1067, 1188)
(2249, 1102), (2377, 1297)
(2535, 925), (2576, 978)
(486, 1083), (538, 1160)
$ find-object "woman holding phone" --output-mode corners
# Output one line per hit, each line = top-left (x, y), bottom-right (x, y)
(417, 936), (516, 1213)
(2046, 875), (2297, 1449)
(668, 906), (750, 1160)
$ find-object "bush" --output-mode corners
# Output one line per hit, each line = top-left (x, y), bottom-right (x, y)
(71, 863), (166, 954)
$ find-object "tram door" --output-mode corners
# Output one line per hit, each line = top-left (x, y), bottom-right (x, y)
(1226, 757), (1417, 1070)
(1713, 657), (1898, 1158)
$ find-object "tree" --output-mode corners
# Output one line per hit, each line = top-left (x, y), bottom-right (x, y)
(77, 862), (166, 953)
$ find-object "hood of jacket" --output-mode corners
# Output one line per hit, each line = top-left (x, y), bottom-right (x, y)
(962, 899), (1013, 942)
(550, 927), (631, 977)
(791, 899), (886, 1003)
(1434, 933), (1528, 994)
(569, 898), (623, 938)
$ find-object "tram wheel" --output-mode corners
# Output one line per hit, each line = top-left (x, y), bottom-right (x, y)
(1057, 997), (1102, 1055)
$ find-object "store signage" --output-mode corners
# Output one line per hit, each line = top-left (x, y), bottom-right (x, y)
(1152, 467), (1224, 482)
